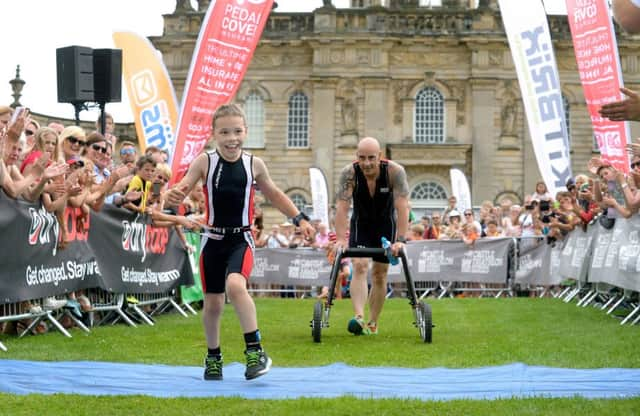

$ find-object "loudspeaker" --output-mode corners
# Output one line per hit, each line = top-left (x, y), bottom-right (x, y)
(93, 49), (122, 103)
(56, 46), (94, 103)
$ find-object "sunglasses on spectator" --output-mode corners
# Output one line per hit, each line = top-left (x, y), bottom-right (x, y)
(157, 176), (168, 183)
(120, 148), (136, 155)
(91, 144), (108, 154)
(464, 212), (473, 216)
(66, 136), (87, 146)
(631, 162), (640, 169)
(25, 129), (34, 136)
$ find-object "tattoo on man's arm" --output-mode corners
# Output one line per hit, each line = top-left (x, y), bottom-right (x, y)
(393, 168), (410, 198)
(336, 166), (354, 201)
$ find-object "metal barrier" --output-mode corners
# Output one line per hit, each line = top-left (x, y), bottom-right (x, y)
(0, 298), (73, 350)
(123, 290), (189, 326)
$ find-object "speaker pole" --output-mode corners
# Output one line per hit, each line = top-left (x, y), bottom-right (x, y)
(98, 101), (106, 135)
(72, 101), (84, 127)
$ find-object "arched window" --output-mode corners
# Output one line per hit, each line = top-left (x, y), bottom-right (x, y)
(287, 92), (309, 148)
(244, 92), (264, 148)
(410, 180), (449, 218)
(289, 192), (308, 214)
(563, 95), (571, 149)
(411, 181), (448, 201)
(414, 87), (445, 144)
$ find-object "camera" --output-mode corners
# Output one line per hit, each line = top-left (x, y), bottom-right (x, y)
(152, 182), (162, 196)
(539, 200), (550, 212)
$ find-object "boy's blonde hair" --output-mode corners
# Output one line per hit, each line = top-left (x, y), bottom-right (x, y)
(212, 104), (246, 129)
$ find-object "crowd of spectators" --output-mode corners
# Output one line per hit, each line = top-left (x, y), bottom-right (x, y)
(3, 97), (640, 331)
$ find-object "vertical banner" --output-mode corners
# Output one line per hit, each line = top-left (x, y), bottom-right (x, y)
(309, 167), (330, 227)
(499, 0), (572, 195)
(180, 232), (204, 304)
(450, 168), (472, 213)
(113, 32), (179, 157)
(565, 0), (630, 173)
(170, 0), (275, 185)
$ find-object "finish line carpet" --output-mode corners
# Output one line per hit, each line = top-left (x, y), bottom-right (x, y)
(1, 360), (639, 400)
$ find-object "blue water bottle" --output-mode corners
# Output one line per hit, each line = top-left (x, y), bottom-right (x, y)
(381, 237), (399, 266)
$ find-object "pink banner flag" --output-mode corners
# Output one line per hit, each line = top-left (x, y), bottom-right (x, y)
(566, 0), (630, 173)
(170, 0), (274, 185)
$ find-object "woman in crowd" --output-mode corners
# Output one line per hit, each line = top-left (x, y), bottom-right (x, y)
(502, 204), (523, 237)
(59, 126), (87, 163)
(532, 181), (553, 202)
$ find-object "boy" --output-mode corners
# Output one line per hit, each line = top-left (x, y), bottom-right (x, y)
(165, 104), (314, 381)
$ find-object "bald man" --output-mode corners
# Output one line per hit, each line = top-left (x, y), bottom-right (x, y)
(333, 137), (410, 336)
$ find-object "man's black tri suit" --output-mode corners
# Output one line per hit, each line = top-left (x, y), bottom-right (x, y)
(349, 159), (396, 263)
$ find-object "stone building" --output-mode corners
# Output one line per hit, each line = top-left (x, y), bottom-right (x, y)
(91, 1), (640, 224)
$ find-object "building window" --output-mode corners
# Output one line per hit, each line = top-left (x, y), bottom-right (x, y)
(563, 95), (571, 149)
(409, 181), (449, 218)
(287, 92), (309, 148)
(411, 181), (448, 201)
(290, 192), (308, 214)
(414, 87), (445, 144)
(244, 92), (264, 148)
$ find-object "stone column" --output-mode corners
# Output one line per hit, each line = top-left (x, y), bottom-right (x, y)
(312, 80), (337, 194)
(470, 79), (497, 204)
(364, 79), (389, 142)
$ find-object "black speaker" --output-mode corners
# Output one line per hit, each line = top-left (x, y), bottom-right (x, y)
(56, 46), (94, 103)
(93, 49), (122, 103)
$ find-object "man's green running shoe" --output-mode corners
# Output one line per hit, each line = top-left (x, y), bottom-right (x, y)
(203, 355), (223, 380)
(347, 316), (366, 335)
(244, 349), (272, 380)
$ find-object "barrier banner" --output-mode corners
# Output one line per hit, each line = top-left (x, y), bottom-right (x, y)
(170, 0), (275, 185)
(589, 216), (640, 291)
(402, 238), (512, 284)
(0, 194), (101, 304)
(515, 238), (552, 286)
(565, 0), (630, 172)
(0, 193), (193, 304)
(251, 248), (333, 285)
(499, 0), (572, 195)
(558, 224), (596, 282)
(113, 31), (179, 157)
(88, 205), (193, 294)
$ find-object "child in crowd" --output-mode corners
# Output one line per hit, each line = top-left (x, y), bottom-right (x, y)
(123, 155), (156, 214)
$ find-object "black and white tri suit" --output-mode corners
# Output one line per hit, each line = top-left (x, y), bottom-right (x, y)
(200, 150), (255, 293)
(348, 160), (396, 264)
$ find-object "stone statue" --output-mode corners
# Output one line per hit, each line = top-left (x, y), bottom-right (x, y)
(342, 98), (357, 133)
(501, 96), (517, 136)
(323, 0), (333, 6)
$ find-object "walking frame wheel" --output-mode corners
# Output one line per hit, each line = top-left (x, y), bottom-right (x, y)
(311, 300), (323, 343)
(416, 300), (433, 343)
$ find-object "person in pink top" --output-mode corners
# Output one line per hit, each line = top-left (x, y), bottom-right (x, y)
(21, 127), (61, 175)
(313, 222), (330, 249)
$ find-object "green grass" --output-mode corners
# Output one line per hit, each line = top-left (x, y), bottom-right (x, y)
(1, 297), (639, 414)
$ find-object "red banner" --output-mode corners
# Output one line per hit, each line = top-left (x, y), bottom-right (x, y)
(170, 0), (274, 185)
(566, 0), (630, 173)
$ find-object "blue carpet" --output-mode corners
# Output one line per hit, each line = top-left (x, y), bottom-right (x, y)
(0, 360), (639, 400)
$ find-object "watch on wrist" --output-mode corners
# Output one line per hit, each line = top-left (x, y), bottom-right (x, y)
(396, 235), (407, 243)
(291, 212), (310, 226)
